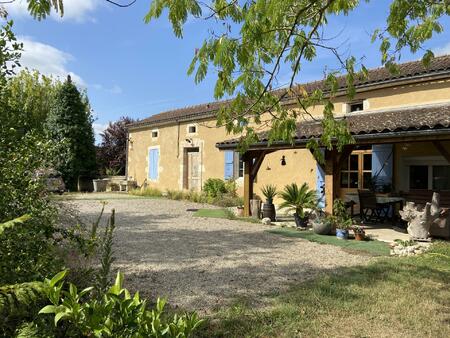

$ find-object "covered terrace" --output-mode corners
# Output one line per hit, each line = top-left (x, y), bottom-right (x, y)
(216, 102), (450, 222)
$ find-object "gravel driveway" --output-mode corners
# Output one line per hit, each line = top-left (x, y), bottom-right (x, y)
(70, 194), (368, 313)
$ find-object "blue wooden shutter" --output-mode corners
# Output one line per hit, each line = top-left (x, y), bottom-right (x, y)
(316, 148), (325, 209)
(224, 151), (234, 179)
(148, 148), (159, 180)
(372, 144), (393, 188)
(316, 163), (325, 209)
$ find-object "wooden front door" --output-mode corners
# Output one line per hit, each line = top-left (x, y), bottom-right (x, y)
(185, 148), (201, 191)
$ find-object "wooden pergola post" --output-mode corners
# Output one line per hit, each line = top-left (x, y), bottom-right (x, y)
(324, 146), (354, 214)
(243, 150), (274, 217)
(243, 156), (254, 217)
(324, 149), (337, 214)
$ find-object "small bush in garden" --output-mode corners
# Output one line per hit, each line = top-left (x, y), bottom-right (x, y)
(166, 189), (186, 200)
(40, 270), (203, 337)
(203, 178), (227, 198)
(224, 179), (238, 196)
(129, 186), (163, 197)
(213, 193), (244, 207)
(185, 190), (209, 203)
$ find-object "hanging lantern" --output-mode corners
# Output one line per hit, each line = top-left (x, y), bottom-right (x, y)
(281, 155), (286, 166)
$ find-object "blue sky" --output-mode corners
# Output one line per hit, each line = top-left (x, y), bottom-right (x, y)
(4, 0), (450, 141)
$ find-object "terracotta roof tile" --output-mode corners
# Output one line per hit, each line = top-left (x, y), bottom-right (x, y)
(129, 55), (450, 129)
(216, 102), (450, 147)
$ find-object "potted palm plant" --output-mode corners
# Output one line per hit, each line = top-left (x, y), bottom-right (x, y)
(279, 183), (317, 228)
(261, 184), (278, 221)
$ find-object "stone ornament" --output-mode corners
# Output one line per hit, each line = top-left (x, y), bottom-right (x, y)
(399, 192), (448, 240)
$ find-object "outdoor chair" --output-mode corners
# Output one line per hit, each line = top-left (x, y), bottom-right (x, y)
(358, 189), (390, 223)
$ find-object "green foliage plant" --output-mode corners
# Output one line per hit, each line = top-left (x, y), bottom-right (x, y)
(261, 184), (278, 203)
(96, 209), (116, 294)
(39, 270), (204, 337)
(279, 183), (317, 218)
(105, 167), (121, 176)
(203, 178), (228, 198)
(330, 198), (352, 230)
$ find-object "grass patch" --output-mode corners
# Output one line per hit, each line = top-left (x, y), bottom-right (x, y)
(193, 209), (230, 219)
(268, 227), (391, 256)
(199, 242), (450, 337)
(193, 208), (261, 224)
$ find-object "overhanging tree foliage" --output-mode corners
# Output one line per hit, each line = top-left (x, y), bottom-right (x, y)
(145, 0), (450, 153)
(98, 116), (135, 175)
(46, 76), (97, 190)
(3, 0), (450, 154)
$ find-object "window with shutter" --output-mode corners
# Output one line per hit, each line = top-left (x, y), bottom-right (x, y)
(148, 148), (159, 180)
(224, 151), (234, 179)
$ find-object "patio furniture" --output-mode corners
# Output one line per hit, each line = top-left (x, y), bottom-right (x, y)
(375, 195), (405, 226)
(358, 190), (390, 223)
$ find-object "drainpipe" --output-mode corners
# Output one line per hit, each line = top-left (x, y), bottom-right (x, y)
(125, 130), (129, 179)
(176, 120), (180, 158)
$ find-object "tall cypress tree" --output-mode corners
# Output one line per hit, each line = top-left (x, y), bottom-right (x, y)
(46, 75), (96, 190)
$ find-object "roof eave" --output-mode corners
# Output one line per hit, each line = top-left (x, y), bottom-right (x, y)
(216, 128), (450, 150)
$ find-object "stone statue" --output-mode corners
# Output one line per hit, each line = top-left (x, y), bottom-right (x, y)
(399, 192), (441, 240)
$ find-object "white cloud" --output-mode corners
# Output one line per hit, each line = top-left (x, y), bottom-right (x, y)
(4, 0), (99, 22)
(434, 42), (450, 56)
(92, 83), (123, 94)
(18, 36), (85, 86)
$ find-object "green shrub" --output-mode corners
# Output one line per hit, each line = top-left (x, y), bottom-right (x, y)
(0, 216), (63, 285)
(184, 190), (209, 203)
(0, 281), (47, 336)
(166, 189), (186, 200)
(224, 179), (238, 196)
(40, 270), (203, 337)
(203, 178), (227, 198)
(129, 186), (163, 197)
(213, 193), (244, 207)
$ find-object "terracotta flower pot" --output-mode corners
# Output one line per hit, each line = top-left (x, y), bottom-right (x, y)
(354, 233), (365, 241)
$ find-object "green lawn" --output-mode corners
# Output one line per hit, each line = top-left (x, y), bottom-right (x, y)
(268, 227), (391, 256)
(193, 208), (261, 223)
(193, 208), (230, 219)
(199, 242), (450, 337)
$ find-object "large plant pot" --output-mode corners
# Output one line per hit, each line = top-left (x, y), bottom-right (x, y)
(262, 202), (276, 222)
(312, 220), (332, 235)
(336, 228), (349, 240)
(250, 199), (261, 219)
(294, 213), (308, 228)
(354, 233), (365, 241)
(93, 179), (107, 192)
(236, 207), (244, 217)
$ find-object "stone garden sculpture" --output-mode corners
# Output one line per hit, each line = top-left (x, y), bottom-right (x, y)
(399, 192), (449, 240)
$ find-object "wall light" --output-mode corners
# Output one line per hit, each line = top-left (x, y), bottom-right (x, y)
(280, 155), (287, 166)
